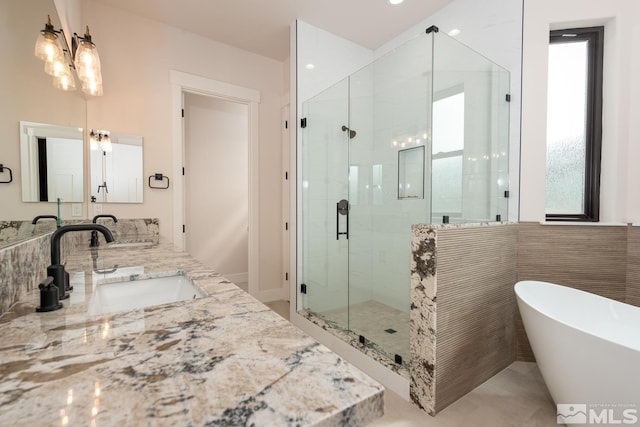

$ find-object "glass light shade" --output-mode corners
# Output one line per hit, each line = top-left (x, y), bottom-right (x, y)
(100, 134), (112, 152)
(82, 79), (103, 96)
(75, 40), (101, 77)
(44, 57), (67, 76)
(79, 65), (102, 84)
(35, 31), (63, 62)
(53, 67), (76, 91)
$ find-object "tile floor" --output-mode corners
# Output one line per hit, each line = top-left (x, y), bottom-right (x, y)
(319, 300), (410, 361)
(264, 300), (557, 427)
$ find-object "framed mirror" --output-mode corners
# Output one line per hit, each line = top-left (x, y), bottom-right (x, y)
(20, 121), (84, 203)
(90, 131), (144, 203)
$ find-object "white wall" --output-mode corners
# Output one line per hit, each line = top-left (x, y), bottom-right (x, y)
(81, 0), (286, 291)
(184, 94), (248, 280)
(296, 21), (373, 104)
(52, 0), (82, 48)
(521, 0), (638, 223)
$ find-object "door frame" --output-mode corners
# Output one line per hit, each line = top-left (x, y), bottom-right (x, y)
(170, 70), (260, 296)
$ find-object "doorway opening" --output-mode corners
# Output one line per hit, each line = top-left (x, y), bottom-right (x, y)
(170, 70), (260, 296)
(184, 94), (249, 290)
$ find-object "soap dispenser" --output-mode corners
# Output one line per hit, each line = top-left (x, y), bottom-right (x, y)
(36, 276), (63, 312)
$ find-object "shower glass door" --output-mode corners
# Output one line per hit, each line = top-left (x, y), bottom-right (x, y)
(300, 78), (350, 329)
(300, 30), (509, 367)
(346, 34), (432, 364)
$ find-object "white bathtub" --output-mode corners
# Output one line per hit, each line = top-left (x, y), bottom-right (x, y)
(515, 281), (640, 422)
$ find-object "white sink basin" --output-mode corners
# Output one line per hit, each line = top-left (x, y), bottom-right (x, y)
(88, 274), (204, 316)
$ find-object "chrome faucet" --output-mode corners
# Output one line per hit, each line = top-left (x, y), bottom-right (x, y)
(48, 224), (115, 300)
(90, 215), (118, 247)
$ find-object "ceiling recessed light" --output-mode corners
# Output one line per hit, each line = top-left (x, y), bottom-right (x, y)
(388, 0), (404, 5)
(448, 28), (461, 36)
(305, 63), (315, 70)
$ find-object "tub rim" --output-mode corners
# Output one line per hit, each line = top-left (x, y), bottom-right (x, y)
(515, 280), (640, 353)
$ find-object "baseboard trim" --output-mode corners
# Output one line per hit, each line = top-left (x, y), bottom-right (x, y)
(255, 287), (289, 302)
(223, 272), (248, 284)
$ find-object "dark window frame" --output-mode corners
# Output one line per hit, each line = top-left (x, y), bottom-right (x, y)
(546, 26), (604, 222)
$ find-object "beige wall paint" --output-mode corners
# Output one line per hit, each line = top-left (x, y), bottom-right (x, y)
(52, 0), (82, 48)
(520, 0), (638, 222)
(80, 1), (286, 291)
(0, 0), (86, 220)
(184, 94), (248, 279)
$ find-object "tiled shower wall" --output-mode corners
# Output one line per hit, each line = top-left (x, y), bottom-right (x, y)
(627, 226), (640, 307)
(410, 223), (518, 415)
(515, 222), (632, 361)
(410, 222), (638, 414)
(434, 223), (518, 412)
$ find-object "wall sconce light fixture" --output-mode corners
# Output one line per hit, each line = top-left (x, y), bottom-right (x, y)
(90, 130), (112, 152)
(35, 15), (103, 96)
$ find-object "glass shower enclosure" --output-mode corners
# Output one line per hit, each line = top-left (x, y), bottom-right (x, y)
(299, 28), (510, 366)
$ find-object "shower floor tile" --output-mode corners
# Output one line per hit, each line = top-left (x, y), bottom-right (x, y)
(319, 300), (410, 362)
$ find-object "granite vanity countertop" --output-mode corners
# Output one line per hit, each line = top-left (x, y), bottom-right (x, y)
(0, 241), (384, 426)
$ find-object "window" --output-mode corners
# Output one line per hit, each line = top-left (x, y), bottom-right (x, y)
(546, 26), (604, 221)
(432, 89), (464, 220)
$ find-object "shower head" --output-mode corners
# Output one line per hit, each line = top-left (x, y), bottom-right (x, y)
(341, 125), (357, 139)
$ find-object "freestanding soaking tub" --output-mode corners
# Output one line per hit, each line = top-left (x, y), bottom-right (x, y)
(515, 280), (640, 423)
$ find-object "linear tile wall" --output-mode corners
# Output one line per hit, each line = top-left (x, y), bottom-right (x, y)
(515, 222), (629, 361)
(410, 223), (517, 415)
(626, 226), (640, 307)
(434, 223), (518, 412)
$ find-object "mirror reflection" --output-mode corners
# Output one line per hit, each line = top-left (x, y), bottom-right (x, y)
(90, 131), (143, 203)
(20, 121), (84, 203)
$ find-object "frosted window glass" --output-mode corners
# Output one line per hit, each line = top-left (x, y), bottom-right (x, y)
(432, 156), (462, 214)
(546, 41), (588, 214)
(349, 165), (359, 205)
(372, 164), (382, 205)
